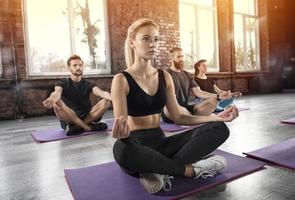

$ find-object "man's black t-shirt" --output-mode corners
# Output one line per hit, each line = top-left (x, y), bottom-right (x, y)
(56, 78), (95, 116)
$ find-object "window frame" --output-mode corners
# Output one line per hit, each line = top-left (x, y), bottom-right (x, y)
(0, 48), (2, 77)
(179, 0), (219, 72)
(22, 0), (111, 77)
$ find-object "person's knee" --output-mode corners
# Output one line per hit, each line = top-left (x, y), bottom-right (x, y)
(101, 99), (111, 109)
(113, 140), (136, 170)
(213, 122), (230, 141)
(54, 100), (69, 112)
(53, 101), (67, 117)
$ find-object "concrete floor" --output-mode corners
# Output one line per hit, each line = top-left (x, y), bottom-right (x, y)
(0, 93), (294, 200)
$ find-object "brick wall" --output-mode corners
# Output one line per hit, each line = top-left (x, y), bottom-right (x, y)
(0, 0), (294, 119)
(107, 0), (179, 72)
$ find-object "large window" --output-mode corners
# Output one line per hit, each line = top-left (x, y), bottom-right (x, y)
(179, 0), (219, 72)
(234, 0), (260, 71)
(24, 0), (110, 76)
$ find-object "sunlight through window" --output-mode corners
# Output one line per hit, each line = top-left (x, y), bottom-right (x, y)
(234, 0), (260, 71)
(179, 0), (219, 72)
(24, 0), (110, 76)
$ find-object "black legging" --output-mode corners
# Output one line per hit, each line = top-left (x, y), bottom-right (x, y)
(113, 122), (229, 177)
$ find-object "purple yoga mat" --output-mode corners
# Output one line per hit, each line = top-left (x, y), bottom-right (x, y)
(65, 150), (265, 200)
(160, 122), (186, 132)
(160, 122), (203, 132)
(238, 107), (250, 111)
(243, 137), (295, 170)
(32, 119), (114, 143)
(103, 119), (202, 133)
(280, 117), (295, 125)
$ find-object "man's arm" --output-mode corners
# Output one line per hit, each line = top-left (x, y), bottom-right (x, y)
(92, 86), (112, 101)
(43, 86), (63, 109)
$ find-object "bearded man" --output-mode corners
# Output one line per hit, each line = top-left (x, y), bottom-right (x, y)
(162, 47), (230, 123)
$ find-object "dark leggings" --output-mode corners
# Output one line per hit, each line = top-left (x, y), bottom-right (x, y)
(113, 122), (230, 177)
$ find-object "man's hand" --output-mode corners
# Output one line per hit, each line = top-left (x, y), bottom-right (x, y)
(232, 92), (242, 98)
(43, 97), (55, 109)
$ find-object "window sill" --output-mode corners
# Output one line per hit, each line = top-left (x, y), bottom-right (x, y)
(207, 71), (271, 78)
(23, 74), (115, 81)
(0, 78), (13, 82)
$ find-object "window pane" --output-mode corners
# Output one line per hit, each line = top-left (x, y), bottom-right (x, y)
(234, 14), (260, 71)
(181, 0), (214, 7)
(245, 17), (259, 69)
(73, 0), (109, 74)
(179, 3), (197, 70)
(179, 1), (218, 72)
(234, 14), (245, 70)
(26, 0), (70, 74)
(25, 0), (110, 76)
(233, 0), (256, 15)
(197, 8), (217, 70)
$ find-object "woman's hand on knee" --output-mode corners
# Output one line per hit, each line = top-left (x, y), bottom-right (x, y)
(220, 91), (232, 100)
(112, 116), (130, 139)
(216, 105), (239, 122)
(232, 91), (242, 98)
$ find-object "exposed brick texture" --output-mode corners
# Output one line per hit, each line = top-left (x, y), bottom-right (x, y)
(107, 0), (180, 73)
(0, 0), (295, 119)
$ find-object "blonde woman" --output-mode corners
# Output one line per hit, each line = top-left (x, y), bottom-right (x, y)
(111, 18), (239, 194)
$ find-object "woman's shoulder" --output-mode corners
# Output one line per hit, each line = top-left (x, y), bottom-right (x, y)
(113, 71), (129, 83)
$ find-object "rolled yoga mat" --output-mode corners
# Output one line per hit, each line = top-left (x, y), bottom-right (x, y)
(31, 119), (114, 143)
(243, 137), (295, 170)
(64, 150), (265, 200)
(280, 117), (295, 125)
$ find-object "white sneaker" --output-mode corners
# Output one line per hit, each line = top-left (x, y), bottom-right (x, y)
(162, 175), (174, 191)
(192, 155), (227, 179)
(139, 173), (174, 193)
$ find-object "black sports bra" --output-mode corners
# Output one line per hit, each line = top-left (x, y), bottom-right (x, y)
(121, 69), (167, 117)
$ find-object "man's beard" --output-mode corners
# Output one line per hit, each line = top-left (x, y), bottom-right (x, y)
(173, 60), (184, 70)
(72, 70), (83, 76)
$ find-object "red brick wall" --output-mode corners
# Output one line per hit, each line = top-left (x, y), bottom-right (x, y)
(0, 0), (294, 119)
(107, 0), (179, 73)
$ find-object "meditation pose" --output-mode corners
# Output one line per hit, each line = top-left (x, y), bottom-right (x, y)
(43, 55), (111, 135)
(111, 18), (239, 193)
(162, 47), (232, 123)
(194, 59), (242, 110)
